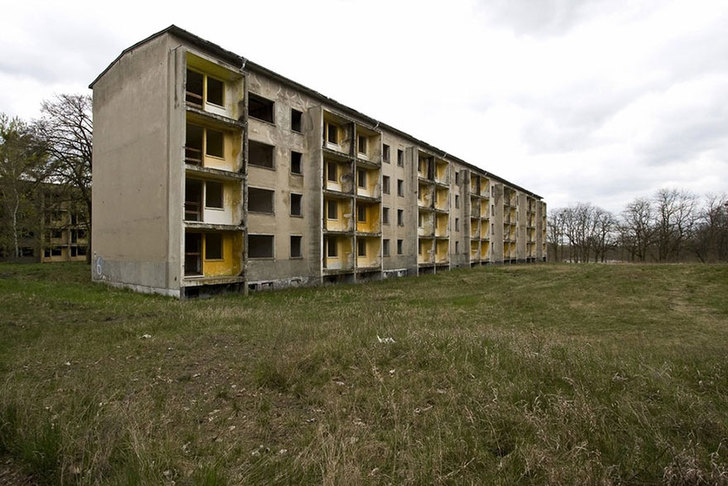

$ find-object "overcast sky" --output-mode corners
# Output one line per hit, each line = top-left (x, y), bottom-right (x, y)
(1, 0), (726, 213)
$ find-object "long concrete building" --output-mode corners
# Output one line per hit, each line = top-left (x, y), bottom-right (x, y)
(90, 26), (546, 297)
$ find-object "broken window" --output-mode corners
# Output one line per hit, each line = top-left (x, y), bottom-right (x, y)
(455, 195), (460, 209)
(357, 205), (366, 223)
(186, 70), (204, 107)
(397, 239), (403, 255)
(397, 149), (404, 167)
(291, 109), (302, 132)
(327, 161), (337, 182)
(397, 179), (404, 197)
(185, 124), (204, 164)
(327, 200), (338, 219)
(291, 151), (302, 174)
(327, 238), (338, 257)
(357, 169), (366, 188)
(185, 179), (202, 221)
(248, 93), (275, 123)
(205, 233), (223, 260)
(185, 232), (202, 276)
(248, 187), (274, 213)
(206, 129), (224, 158)
(382, 207), (390, 225)
(249, 140), (274, 169)
(383, 144), (390, 163)
(357, 239), (366, 257)
(382, 176), (390, 194)
(249, 235), (274, 258)
(383, 239), (390, 257)
(290, 235), (302, 258)
(397, 209), (404, 226)
(290, 193), (302, 216)
(206, 77), (224, 106)
(205, 182), (224, 209)
(358, 135), (367, 155)
(326, 123), (338, 144)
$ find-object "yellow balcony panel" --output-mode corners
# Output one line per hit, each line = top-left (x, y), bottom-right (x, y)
(186, 53), (244, 120)
(470, 219), (479, 238)
(470, 241), (480, 260)
(435, 240), (449, 264)
(470, 177), (479, 194)
(355, 167), (381, 199)
(435, 187), (449, 211)
(418, 183), (433, 208)
(324, 113), (352, 155)
(184, 231), (242, 279)
(480, 241), (490, 260)
(480, 199), (488, 216)
(480, 178), (490, 197)
(470, 197), (480, 217)
(324, 235), (354, 271)
(417, 156), (431, 180)
(480, 223), (488, 240)
(356, 237), (381, 269)
(435, 213), (449, 238)
(185, 121), (241, 172)
(417, 211), (434, 237)
(356, 203), (381, 234)
(435, 159), (449, 184)
(325, 198), (353, 232)
(418, 238), (435, 265)
(325, 159), (354, 194)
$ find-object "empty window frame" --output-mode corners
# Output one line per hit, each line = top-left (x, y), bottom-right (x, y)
(418, 213), (424, 228)
(397, 209), (404, 226)
(290, 193), (302, 216)
(290, 235), (302, 258)
(397, 179), (404, 197)
(455, 218), (460, 231)
(382, 175), (390, 194)
(249, 235), (274, 258)
(455, 241), (460, 254)
(291, 151), (303, 174)
(205, 233), (223, 260)
(455, 195), (460, 209)
(358, 135), (367, 155)
(206, 129), (224, 158)
(184, 232), (202, 275)
(327, 161), (337, 182)
(383, 239), (390, 257)
(325, 123), (339, 145)
(357, 169), (366, 188)
(383, 144), (390, 163)
(249, 140), (274, 169)
(248, 187), (274, 213)
(455, 171), (459, 184)
(397, 149), (404, 167)
(291, 109), (302, 132)
(205, 181), (224, 209)
(248, 93), (274, 123)
(397, 239), (403, 255)
(357, 205), (367, 222)
(357, 238), (366, 256)
(186, 69), (223, 107)
(327, 238), (338, 257)
(327, 200), (338, 219)
(382, 207), (390, 225)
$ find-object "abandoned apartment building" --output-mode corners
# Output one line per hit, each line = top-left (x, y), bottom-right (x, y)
(90, 25), (546, 297)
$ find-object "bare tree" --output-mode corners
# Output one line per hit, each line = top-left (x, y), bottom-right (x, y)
(654, 188), (698, 262)
(693, 194), (728, 262)
(35, 94), (93, 261)
(547, 208), (567, 262)
(0, 114), (46, 259)
(621, 198), (654, 262)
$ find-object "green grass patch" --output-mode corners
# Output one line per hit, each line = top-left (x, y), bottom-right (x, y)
(1, 262), (727, 484)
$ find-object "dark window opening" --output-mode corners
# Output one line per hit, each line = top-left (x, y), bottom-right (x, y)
(249, 93), (275, 123)
(382, 207), (390, 225)
(383, 239), (390, 257)
(249, 235), (274, 258)
(290, 235), (302, 258)
(357, 205), (367, 222)
(383, 175), (390, 194)
(248, 187), (274, 213)
(185, 179), (202, 221)
(291, 193), (302, 216)
(205, 233), (223, 260)
(291, 109), (302, 132)
(185, 232), (202, 275)
(326, 123), (338, 144)
(51, 247), (62, 257)
(291, 151), (302, 174)
(397, 179), (404, 197)
(185, 124), (203, 164)
(205, 181), (224, 209)
(327, 200), (338, 219)
(397, 239), (403, 255)
(249, 140), (274, 169)
(357, 239), (366, 256)
(186, 69), (204, 107)
(206, 129), (224, 158)
(77, 246), (87, 256)
(358, 135), (367, 155)
(357, 169), (366, 188)
(327, 161), (337, 182)
(455, 218), (460, 231)
(397, 209), (404, 226)
(455, 171), (460, 184)
(455, 241), (460, 254)
(455, 195), (460, 209)
(327, 238), (338, 257)
(397, 149), (404, 166)
(383, 144), (390, 163)
(207, 77), (224, 106)
(71, 231), (78, 244)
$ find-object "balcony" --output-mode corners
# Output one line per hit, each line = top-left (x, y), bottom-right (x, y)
(470, 241), (480, 261)
(185, 59), (242, 120)
(435, 159), (449, 185)
(325, 159), (354, 194)
(418, 183), (433, 208)
(324, 236), (354, 271)
(434, 187), (449, 211)
(184, 178), (241, 226)
(356, 203), (381, 234)
(470, 219), (479, 239)
(185, 121), (241, 173)
(356, 237), (381, 270)
(435, 240), (449, 264)
(325, 198), (353, 233)
(418, 211), (434, 237)
(184, 230), (243, 280)
(418, 239), (434, 265)
(356, 167), (381, 199)
(480, 241), (490, 260)
(435, 213), (449, 238)
(480, 178), (490, 197)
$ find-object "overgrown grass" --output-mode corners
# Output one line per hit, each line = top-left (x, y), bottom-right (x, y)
(1, 262), (727, 484)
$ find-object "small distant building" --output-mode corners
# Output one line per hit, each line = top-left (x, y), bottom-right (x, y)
(89, 25), (546, 297)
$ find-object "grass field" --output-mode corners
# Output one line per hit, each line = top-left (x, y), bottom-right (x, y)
(1, 263), (727, 485)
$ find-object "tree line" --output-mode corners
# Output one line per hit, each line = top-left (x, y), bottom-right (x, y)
(548, 189), (728, 263)
(0, 94), (92, 261)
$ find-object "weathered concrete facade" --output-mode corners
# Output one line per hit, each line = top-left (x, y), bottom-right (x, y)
(91, 26), (546, 297)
